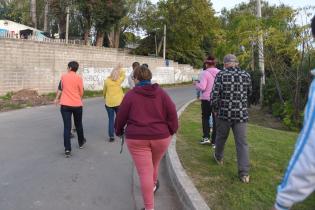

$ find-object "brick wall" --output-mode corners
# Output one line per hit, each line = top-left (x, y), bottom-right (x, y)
(0, 38), (197, 95)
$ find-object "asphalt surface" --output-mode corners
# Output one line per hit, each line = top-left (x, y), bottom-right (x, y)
(0, 86), (195, 210)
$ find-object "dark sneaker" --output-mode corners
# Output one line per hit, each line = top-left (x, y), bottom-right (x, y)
(200, 137), (210, 145)
(109, 137), (115, 142)
(153, 180), (160, 194)
(240, 175), (250, 183)
(79, 138), (86, 149)
(213, 153), (223, 165)
(65, 150), (71, 158)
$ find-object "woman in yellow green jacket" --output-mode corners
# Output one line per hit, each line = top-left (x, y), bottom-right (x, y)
(103, 64), (125, 142)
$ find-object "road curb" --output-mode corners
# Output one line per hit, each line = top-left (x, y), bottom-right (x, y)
(165, 99), (211, 210)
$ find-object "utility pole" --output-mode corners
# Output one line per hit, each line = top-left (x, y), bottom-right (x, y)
(43, 0), (49, 32)
(65, 7), (70, 44)
(163, 24), (166, 60)
(30, 0), (37, 28)
(155, 33), (158, 57)
(257, 0), (265, 105)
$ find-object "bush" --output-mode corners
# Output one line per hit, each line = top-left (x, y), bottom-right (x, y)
(0, 92), (14, 100)
(282, 101), (302, 131)
(271, 102), (283, 117)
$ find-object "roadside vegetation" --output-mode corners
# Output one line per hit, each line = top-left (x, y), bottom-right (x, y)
(176, 101), (315, 210)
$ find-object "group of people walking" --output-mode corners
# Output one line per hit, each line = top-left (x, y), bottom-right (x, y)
(54, 61), (178, 210)
(52, 15), (315, 209)
(195, 54), (252, 183)
(193, 15), (315, 210)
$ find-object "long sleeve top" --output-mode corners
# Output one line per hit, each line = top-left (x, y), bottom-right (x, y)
(103, 70), (125, 107)
(274, 77), (315, 210)
(211, 67), (252, 122)
(195, 67), (220, 101)
(115, 83), (178, 140)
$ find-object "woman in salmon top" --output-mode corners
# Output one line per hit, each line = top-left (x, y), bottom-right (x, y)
(54, 61), (86, 157)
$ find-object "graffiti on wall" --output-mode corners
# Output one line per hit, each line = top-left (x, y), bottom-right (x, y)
(82, 67), (132, 90)
(82, 66), (197, 91)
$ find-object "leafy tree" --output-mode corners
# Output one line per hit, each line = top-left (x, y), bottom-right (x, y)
(106, 0), (146, 48)
(0, 0), (31, 25)
(133, 0), (216, 67)
(90, 0), (127, 47)
(49, 0), (71, 39)
(215, 1), (314, 129)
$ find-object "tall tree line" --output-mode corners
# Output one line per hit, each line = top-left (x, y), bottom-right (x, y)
(1, 0), (314, 129)
(0, 0), (128, 46)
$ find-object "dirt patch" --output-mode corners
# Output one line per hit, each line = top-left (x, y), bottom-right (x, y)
(248, 105), (288, 130)
(0, 89), (54, 112)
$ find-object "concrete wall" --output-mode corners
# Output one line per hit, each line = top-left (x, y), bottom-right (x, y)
(0, 38), (198, 95)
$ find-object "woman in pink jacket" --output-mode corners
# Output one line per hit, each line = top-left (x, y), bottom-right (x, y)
(195, 55), (220, 146)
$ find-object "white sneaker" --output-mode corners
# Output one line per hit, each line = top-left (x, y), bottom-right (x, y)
(240, 175), (250, 183)
(200, 138), (211, 144)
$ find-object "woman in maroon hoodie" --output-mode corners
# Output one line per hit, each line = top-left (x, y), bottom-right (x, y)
(115, 65), (178, 210)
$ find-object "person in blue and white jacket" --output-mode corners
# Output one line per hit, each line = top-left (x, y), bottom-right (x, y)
(273, 15), (315, 210)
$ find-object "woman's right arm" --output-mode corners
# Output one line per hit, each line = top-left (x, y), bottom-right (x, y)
(118, 70), (126, 85)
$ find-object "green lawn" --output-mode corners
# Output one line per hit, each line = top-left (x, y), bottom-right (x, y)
(176, 101), (315, 210)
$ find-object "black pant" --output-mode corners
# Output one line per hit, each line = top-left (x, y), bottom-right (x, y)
(61, 105), (85, 151)
(201, 100), (216, 142)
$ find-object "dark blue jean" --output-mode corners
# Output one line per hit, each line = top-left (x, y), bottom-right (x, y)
(105, 105), (119, 138)
(60, 105), (85, 151)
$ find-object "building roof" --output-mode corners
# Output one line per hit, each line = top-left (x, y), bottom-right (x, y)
(0, 20), (43, 33)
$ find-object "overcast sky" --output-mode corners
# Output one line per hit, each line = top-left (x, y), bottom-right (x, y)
(150, 0), (314, 13)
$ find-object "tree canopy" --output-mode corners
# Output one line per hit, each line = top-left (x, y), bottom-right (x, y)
(1, 0), (314, 129)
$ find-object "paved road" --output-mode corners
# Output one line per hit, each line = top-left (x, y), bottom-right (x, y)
(0, 86), (195, 210)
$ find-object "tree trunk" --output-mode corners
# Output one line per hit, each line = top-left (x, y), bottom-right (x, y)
(83, 30), (89, 45)
(157, 38), (163, 55)
(58, 15), (66, 39)
(107, 31), (114, 48)
(43, 0), (49, 32)
(113, 24), (120, 48)
(293, 40), (305, 124)
(106, 24), (122, 48)
(96, 31), (105, 47)
(83, 16), (91, 45)
(269, 63), (284, 104)
(30, 0), (37, 28)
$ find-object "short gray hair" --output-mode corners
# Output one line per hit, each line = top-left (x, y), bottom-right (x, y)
(223, 54), (239, 65)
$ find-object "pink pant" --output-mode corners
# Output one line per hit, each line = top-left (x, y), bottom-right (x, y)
(126, 136), (172, 210)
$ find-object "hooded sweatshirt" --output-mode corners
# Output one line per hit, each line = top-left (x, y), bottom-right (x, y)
(195, 67), (220, 101)
(274, 70), (315, 210)
(114, 83), (178, 140)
